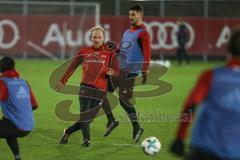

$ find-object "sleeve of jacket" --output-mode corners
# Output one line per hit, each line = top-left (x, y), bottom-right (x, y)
(176, 70), (213, 140)
(26, 81), (38, 110)
(60, 49), (83, 84)
(139, 29), (151, 73)
(0, 80), (8, 101)
(111, 53), (119, 76)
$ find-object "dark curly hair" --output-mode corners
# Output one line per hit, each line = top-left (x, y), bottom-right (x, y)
(0, 57), (15, 73)
(129, 4), (144, 13)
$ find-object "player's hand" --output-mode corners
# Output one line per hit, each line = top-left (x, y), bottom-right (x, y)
(105, 40), (117, 52)
(106, 68), (114, 76)
(141, 72), (147, 84)
(170, 139), (185, 156)
(56, 82), (65, 91)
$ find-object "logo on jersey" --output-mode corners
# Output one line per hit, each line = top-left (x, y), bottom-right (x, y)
(101, 54), (107, 58)
(16, 86), (29, 99)
(93, 51), (99, 56)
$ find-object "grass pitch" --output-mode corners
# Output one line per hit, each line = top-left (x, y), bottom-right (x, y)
(0, 60), (223, 160)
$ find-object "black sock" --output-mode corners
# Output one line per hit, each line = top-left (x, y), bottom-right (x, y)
(129, 112), (140, 129)
(120, 99), (140, 129)
(81, 121), (90, 141)
(15, 154), (21, 160)
(106, 113), (115, 124)
(66, 121), (82, 134)
(102, 97), (115, 123)
(6, 138), (20, 159)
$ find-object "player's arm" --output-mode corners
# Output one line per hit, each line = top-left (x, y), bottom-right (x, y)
(177, 70), (213, 140)
(56, 50), (83, 91)
(139, 30), (151, 73)
(138, 30), (151, 84)
(0, 80), (8, 101)
(170, 70), (213, 156)
(60, 50), (83, 84)
(110, 53), (119, 76)
(104, 41), (119, 76)
(26, 81), (38, 110)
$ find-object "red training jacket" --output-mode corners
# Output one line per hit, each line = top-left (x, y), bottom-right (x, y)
(60, 45), (119, 91)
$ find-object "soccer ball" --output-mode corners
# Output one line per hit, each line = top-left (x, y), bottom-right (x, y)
(164, 60), (171, 68)
(141, 137), (161, 156)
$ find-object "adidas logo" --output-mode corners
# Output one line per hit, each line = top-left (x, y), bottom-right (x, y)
(16, 86), (29, 99)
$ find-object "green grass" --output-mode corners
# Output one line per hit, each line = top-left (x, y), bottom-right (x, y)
(0, 60), (224, 160)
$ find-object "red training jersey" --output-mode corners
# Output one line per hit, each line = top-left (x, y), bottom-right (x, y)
(60, 45), (119, 91)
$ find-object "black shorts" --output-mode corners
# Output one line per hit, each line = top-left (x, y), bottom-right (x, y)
(109, 70), (137, 98)
(79, 83), (107, 121)
(0, 118), (30, 139)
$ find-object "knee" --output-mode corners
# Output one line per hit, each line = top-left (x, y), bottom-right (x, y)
(119, 97), (127, 107)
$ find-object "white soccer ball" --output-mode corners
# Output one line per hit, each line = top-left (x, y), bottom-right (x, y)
(141, 137), (161, 156)
(164, 60), (171, 68)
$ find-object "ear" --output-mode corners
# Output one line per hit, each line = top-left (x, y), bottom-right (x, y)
(90, 33), (93, 41)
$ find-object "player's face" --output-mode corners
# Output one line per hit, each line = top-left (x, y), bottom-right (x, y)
(91, 29), (104, 49)
(129, 10), (142, 25)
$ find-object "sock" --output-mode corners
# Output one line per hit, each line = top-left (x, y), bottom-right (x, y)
(102, 97), (115, 123)
(65, 122), (82, 134)
(120, 99), (140, 129)
(6, 138), (20, 159)
(15, 154), (21, 160)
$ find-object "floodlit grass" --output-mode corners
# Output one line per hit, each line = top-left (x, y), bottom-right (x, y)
(0, 59), (223, 160)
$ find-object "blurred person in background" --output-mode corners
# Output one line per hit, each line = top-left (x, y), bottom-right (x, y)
(176, 18), (190, 65)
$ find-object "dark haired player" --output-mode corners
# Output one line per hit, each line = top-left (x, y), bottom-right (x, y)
(113, 4), (151, 142)
(0, 57), (38, 160)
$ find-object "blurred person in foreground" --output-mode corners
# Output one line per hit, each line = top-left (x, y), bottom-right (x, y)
(170, 28), (240, 160)
(0, 57), (38, 160)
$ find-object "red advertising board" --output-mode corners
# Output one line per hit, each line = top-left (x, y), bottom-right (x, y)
(0, 15), (239, 58)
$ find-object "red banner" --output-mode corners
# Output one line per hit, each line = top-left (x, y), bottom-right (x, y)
(0, 15), (239, 58)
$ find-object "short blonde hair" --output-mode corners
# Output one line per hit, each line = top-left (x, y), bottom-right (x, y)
(90, 26), (105, 34)
(90, 26), (105, 40)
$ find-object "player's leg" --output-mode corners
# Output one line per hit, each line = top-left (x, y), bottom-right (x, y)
(119, 72), (144, 142)
(6, 138), (21, 160)
(59, 92), (90, 144)
(102, 97), (115, 122)
(65, 121), (82, 135)
(103, 75), (119, 137)
(177, 48), (182, 65)
(0, 118), (29, 160)
(68, 86), (101, 133)
(182, 47), (190, 65)
(119, 72), (139, 128)
(80, 97), (101, 147)
(102, 96), (119, 137)
(0, 119), (21, 160)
